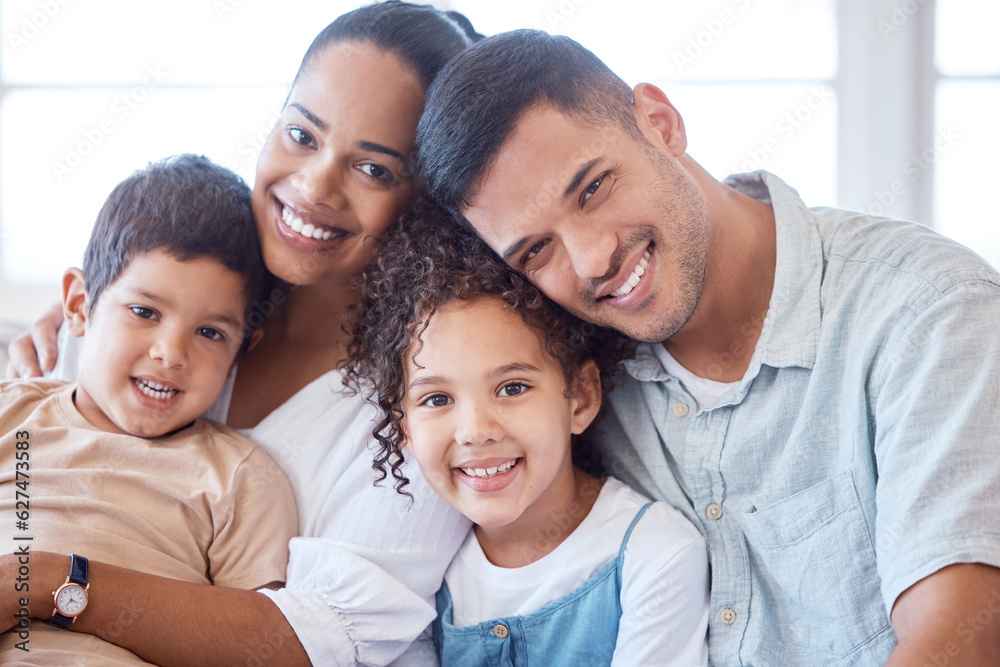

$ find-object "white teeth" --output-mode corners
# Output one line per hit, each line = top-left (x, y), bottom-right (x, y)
(281, 205), (340, 242)
(461, 459), (517, 478)
(610, 250), (651, 298)
(134, 378), (178, 401)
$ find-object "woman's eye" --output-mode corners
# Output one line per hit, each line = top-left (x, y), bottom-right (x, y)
(499, 382), (527, 397)
(197, 327), (225, 341)
(130, 306), (156, 320)
(358, 162), (395, 184)
(420, 394), (451, 408)
(582, 175), (604, 203)
(288, 126), (316, 148)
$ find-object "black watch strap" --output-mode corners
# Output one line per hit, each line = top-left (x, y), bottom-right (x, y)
(48, 554), (89, 628)
(67, 553), (88, 586)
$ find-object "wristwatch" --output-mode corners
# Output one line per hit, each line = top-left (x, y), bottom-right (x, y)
(49, 553), (89, 627)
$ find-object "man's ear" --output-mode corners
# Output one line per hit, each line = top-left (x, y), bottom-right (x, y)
(62, 268), (89, 338)
(632, 83), (688, 158)
(569, 359), (603, 435)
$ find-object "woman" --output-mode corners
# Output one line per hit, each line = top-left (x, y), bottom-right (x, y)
(2, 3), (480, 665)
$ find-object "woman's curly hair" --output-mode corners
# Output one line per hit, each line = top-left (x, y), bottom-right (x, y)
(343, 195), (637, 496)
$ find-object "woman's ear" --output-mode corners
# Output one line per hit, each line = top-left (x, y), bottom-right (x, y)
(632, 82), (688, 158)
(62, 268), (89, 338)
(569, 359), (603, 435)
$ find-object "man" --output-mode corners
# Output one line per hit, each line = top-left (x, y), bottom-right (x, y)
(417, 29), (1000, 665)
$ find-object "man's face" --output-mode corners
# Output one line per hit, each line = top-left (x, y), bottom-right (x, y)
(462, 105), (710, 343)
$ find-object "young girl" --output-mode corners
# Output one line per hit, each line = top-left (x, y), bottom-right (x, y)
(347, 198), (710, 666)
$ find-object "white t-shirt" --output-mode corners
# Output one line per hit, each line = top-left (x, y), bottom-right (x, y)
(444, 477), (709, 666)
(650, 342), (738, 411)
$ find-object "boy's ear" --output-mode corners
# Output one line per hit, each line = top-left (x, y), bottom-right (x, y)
(569, 359), (602, 435)
(632, 82), (688, 158)
(245, 328), (265, 354)
(62, 268), (89, 338)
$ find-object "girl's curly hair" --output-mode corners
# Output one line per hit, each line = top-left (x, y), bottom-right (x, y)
(343, 195), (636, 496)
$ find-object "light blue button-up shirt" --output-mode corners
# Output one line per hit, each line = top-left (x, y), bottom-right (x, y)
(584, 171), (1000, 665)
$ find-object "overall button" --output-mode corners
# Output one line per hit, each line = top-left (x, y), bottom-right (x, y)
(493, 624), (508, 639)
(720, 609), (737, 625)
(706, 504), (723, 520)
(674, 403), (690, 418)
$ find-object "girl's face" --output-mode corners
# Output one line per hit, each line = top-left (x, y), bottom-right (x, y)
(253, 41), (425, 287)
(402, 296), (601, 530)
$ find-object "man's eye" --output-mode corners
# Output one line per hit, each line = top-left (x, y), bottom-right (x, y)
(197, 327), (225, 341)
(522, 240), (548, 267)
(499, 382), (527, 397)
(130, 306), (156, 319)
(583, 175), (604, 202)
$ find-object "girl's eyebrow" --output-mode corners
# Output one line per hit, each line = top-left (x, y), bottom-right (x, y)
(488, 363), (540, 379)
(409, 374), (448, 390)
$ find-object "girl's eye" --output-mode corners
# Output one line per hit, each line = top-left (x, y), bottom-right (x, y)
(197, 327), (225, 342)
(288, 126), (316, 148)
(420, 394), (452, 408)
(582, 175), (604, 203)
(357, 162), (395, 185)
(130, 306), (156, 320)
(499, 382), (527, 397)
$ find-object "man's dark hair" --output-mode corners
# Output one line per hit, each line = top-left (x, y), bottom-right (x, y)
(343, 195), (635, 496)
(417, 29), (639, 219)
(294, 0), (482, 91)
(82, 154), (272, 354)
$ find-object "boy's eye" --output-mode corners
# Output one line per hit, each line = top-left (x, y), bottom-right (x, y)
(197, 327), (225, 341)
(419, 393), (452, 408)
(288, 126), (317, 148)
(130, 306), (157, 320)
(498, 382), (527, 397)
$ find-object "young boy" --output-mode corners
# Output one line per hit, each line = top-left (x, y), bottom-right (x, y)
(0, 154), (296, 664)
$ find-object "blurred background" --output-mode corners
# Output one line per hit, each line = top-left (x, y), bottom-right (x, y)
(0, 0), (996, 328)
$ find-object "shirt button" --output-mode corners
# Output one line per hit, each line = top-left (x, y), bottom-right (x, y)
(493, 624), (508, 639)
(720, 609), (737, 625)
(673, 403), (690, 418)
(706, 504), (723, 520)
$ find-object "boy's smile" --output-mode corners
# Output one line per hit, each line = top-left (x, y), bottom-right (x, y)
(66, 249), (248, 438)
(402, 296), (600, 542)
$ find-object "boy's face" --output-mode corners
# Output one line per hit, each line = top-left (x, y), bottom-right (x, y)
(64, 249), (248, 438)
(402, 296), (600, 530)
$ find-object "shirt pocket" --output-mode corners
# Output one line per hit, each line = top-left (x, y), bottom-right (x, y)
(740, 470), (892, 659)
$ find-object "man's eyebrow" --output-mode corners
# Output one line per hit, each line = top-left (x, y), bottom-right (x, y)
(288, 103), (327, 132)
(357, 140), (406, 164)
(502, 238), (530, 265)
(563, 158), (601, 200)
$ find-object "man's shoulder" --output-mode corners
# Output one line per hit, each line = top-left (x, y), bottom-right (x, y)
(813, 206), (999, 296)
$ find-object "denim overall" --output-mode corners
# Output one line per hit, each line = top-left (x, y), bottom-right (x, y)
(433, 502), (653, 666)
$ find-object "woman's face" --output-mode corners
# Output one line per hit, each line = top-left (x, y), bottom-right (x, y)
(253, 41), (425, 287)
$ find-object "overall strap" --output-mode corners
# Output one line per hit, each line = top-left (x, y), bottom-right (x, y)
(616, 501), (653, 592)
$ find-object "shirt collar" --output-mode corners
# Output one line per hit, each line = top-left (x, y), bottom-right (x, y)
(623, 170), (822, 384)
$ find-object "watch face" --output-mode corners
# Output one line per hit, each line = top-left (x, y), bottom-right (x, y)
(56, 584), (88, 616)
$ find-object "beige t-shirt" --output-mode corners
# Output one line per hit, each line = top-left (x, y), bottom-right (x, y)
(0, 380), (297, 664)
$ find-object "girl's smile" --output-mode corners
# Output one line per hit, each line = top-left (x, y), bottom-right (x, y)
(402, 295), (602, 553)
